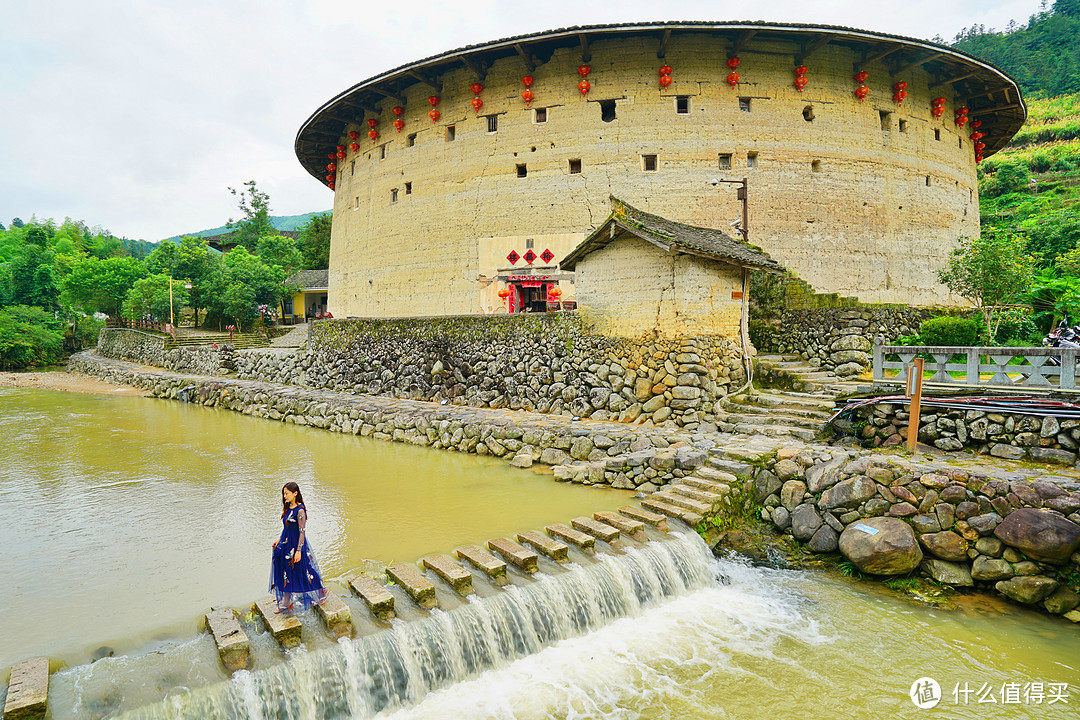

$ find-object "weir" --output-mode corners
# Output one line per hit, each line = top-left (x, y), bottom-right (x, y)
(72, 529), (716, 720)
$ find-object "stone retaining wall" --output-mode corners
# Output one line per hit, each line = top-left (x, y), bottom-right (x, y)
(843, 402), (1080, 466)
(233, 313), (746, 429)
(758, 447), (1080, 617)
(97, 328), (236, 376)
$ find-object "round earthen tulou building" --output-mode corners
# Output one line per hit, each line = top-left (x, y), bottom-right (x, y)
(295, 21), (1025, 320)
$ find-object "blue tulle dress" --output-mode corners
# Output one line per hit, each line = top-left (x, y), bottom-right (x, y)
(269, 504), (327, 611)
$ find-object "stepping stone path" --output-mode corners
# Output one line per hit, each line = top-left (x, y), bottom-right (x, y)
(350, 574), (396, 620)
(387, 562), (437, 609)
(315, 590), (353, 638)
(488, 537), (540, 574)
(423, 554), (474, 595)
(3, 657), (49, 720)
(253, 597), (302, 648)
(546, 523), (596, 552)
(204, 607), (250, 673)
(456, 544), (509, 586)
(517, 530), (570, 563)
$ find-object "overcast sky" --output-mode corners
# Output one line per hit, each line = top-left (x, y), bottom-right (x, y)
(0, 0), (1042, 241)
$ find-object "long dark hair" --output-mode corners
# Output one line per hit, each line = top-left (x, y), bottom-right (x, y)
(281, 482), (305, 517)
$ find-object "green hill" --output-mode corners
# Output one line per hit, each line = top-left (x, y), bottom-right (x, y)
(165, 211), (329, 243)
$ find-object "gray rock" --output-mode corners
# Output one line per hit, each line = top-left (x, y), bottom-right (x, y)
(921, 558), (974, 586)
(775, 459), (802, 480)
(838, 516), (923, 576)
(509, 453), (534, 468)
(1044, 587), (1080, 615)
(771, 505), (792, 530)
(990, 444), (1026, 460)
(1012, 561), (1041, 576)
(808, 525), (840, 553)
(1029, 447), (1077, 465)
(994, 507), (1080, 563)
(971, 556), (1014, 581)
(780, 480), (807, 511)
(910, 514), (942, 535)
(805, 455), (846, 493)
(935, 503), (956, 530)
(791, 503), (823, 542)
(919, 531), (969, 561)
(934, 437), (964, 451)
(754, 470), (781, 502)
(967, 512), (1003, 536)
(820, 476), (878, 510)
(974, 537), (1004, 557)
(539, 448), (572, 465)
(834, 362), (864, 377)
(995, 576), (1059, 605)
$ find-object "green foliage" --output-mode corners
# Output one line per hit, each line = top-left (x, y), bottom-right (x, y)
(0, 306), (65, 369)
(1024, 267), (1080, 328)
(918, 316), (980, 346)
(61, 256), (146, 319)
(124, 274), (189, 323)
(203, 247), (286, 331)
(257, 234), (303, 276)
(226, 180), (274, 251)
(298, 213), (332, 270)
(938, 231), (1036, 337)
(979, 160), (1030, 198)
(989, 307), (1041, 344)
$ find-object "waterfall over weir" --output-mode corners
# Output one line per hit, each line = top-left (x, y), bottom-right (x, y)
(119, 530), (717, 720)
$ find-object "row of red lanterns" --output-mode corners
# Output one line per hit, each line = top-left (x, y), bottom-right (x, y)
(893, 81), (908, 104)
(659, 64), (673, 90)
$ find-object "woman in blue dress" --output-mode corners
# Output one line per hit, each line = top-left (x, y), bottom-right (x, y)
(270, 482), (327, 613)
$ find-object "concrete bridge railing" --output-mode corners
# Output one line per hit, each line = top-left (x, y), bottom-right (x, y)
(873, 343), (1080, 393)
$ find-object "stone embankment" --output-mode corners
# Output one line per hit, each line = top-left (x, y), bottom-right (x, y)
(843, 401), (1080, 466)
(97, 327), (236, 376)
(758, 446), (1080, 619)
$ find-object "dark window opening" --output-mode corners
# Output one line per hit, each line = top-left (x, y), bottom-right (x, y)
(535, 107), (547, 123)
(391, 189), (398, 203)
(899, 119), (908, 133)
(926, 175), (931, 187)
(487, 115), (498, 133)
(738, 97), (751, 112)
(350, 160), (355, 176)
(526, 238), (534, 249)
(516, 163), (527, 178)
(407, 133), (417, 147)
(879, 111), (891, 131)
(405, 181), (412, 195)
(934, 128), (941, 141)
(747, 152), (758, 168)
(959, 137), (963, 148)
(676, 96), (690, 114)
(446, 125), (456, 141)
(803, 105), (814, 121)
(811, 160), (821, 173)
(718, 153), (732, 170)
(568, 158), (582, 174)
(642, 154), (657, 172)
(380, 145), (386, 159)
(599, 99), (616, 123)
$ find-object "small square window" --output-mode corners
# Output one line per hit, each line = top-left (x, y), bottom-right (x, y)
(380, 145), (386, 159)
(718, 153), (732, 170)
(811, 160), (821, 173)
(446, 125), (456, 141)
(568, 158), (582, 174)
(959, 137), (963, 149)
(526, 238), (534, 249)
(642, 154), (658, 172)
(899, 119), (908, 133)
(516, 163), (527, 178)
(487, 115), (498, 133)
(738, 97), (751, 112)
(535, 107), (547, 123)
(391, 189), (398, 203)
(880, 111), (891, 131)
(747, 152), (758, 168)
(676, 96), (690, 114)
(405, 182), (412, 195)
(407, 133), (417, 147)
(600, 99), (616, 123)
(803, 105), (815, 122)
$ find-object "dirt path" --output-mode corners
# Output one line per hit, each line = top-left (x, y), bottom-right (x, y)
(0, 370), (146, 395)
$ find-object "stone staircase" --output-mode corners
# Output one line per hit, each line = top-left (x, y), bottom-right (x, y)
(172, 331), (270, 350)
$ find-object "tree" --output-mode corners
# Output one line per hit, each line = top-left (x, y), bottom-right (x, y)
(125, 274), (188, 323)
(226, 180), (274, 250)
(0, 306), (65, 369)
(203, 247), (285, 330)
(938, 232), (1036, 338)
(11, 218), (24, 229)
(61, 256), (146, 319)
(298, 213), (332, 270)
(257, 234), (303, 275)
(8, 245), (57, 309)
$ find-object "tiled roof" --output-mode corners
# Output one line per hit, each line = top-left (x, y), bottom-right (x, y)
(286, 269), (329, 290)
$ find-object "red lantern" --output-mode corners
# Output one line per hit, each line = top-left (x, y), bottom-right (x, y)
(336, 151), (345, 160)
(855, 85), (869, 101)
(973, 120), (983, 128)
(428, 95), (440, 107)
(727, 72), (739, 87)
(578, 64), (591, 77)
(368, 129), (379, 141)
(392, 106), (404, 116)
(659, 65), (672, 76)
(470, 83), (484, 96)
(932, 96), (947, 106)
(659, 74), (673, 89)
(578, 79), (590, 96)
(727, 57), (741, 69)
(956, 106), (969, 116)
(471, 97), (483, 113)
(429, 109), (440, 123)
(956, 116), (969, 127)
(932, 106), (945, 118)
(325, 174), (334, 182)
(367, 118), (378, 128)
(549, 287), (562, 299)
(794, 75), (808, 91)
(328, 182), (335, 190)
(975, 141), (986, 151)
(348, 130), (359, 140)
(794, 65), (808, 76)
(522, 75), (534, 88)
(328, 152), (336, 159)
(498, 288), (510, 299)
(336, 144), (346, 151)
(854, 70), (869, 84)
(349, 142), (360, 152)
(969, 131), (985, 140)
(522, 89), (534, 106)
(975, 155), (984, 164)
(894, 90), (908, 103)
(893, 81), (908, 91)
(393, 118), (405, 132)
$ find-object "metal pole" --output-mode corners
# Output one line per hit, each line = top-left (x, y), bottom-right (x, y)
(169, 276), (174, 327)
(739, 177), (749, 241)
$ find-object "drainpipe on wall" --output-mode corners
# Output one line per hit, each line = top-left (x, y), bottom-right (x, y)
(738, 267), (754, 392)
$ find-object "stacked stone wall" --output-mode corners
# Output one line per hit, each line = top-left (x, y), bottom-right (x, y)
(233, 313), (744, 429)
(97, 328), (236, 376)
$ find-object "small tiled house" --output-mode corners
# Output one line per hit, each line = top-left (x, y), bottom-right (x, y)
(560, 198), (784, 338)
(282, 269), (329, 323)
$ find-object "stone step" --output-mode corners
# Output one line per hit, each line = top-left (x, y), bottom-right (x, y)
(488, 537), (539, 574)
(349, 574), (396, 620)
(423, 554), (475, 595)
(731, 423), (818, 441)
(653, 491), (711, 515)
(707, 457), (755, 478)
(722, 397), (836, 416)
(570, 516), (621, 546)
(204, 607), (250, 673)
(253, 596), (302, 648)
(593, 511), (647, 542)
(517, 530), (570, 563)
(640, 497), (702, 527)
(719, 411), (825, 429)
(315, 590), (353, 639)
(693, 466), (739, 485)
(668, 484), (723, 511)
(545, 522), (596, 552)
(455, 544), (509, 586)
(3, 657), (49, 720)
(755, 355), (803, 364)
(619, 505), (670, 532)
(387, 562), (437, 610)
(682, 476), (732, 494)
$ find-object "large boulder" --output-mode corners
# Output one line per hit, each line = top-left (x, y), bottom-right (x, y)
(918, 531), (969, 562)
(921, 558), (974, 587)
(994, 576), (1059, 605)
(993, 508), (1080, 564)
(820, 476), (878, 510)
(838, 517), (923, 576)
(791, 503), (822, 542)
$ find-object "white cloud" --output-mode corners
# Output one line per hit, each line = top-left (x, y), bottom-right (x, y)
(0, 0), (1042, 239)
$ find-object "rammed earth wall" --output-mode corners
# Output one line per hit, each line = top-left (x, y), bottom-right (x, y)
(233, 313), (746, 429)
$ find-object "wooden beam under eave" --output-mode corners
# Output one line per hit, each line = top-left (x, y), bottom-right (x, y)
(370, 87), (406, 105)
(406, 69), (442, 93)
(929, 70), (979, 90)
(579, 33), (591, 63)
(796, 34), (832, 65)
(731, 30), (756, 55)
(861, 45), (899, 66)
(459, 54), (486, 82)
(657, 28), (672, 59)
(971, 102), (1021, 116)
(514, 43), (536, 73)
(892, 52), (944, 75)
(323, 111), (356, 125)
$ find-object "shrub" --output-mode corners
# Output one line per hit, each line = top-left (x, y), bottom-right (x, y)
(918, 316), (980, 346)
(989, 308), (1040, 345)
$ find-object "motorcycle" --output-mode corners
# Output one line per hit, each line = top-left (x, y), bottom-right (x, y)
(1043, 319), (1080, 365)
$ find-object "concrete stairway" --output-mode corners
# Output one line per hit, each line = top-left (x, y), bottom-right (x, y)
(715, 389), (838, 441)
(754, 353), (860, 394)
(172, 330), (270, 350)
